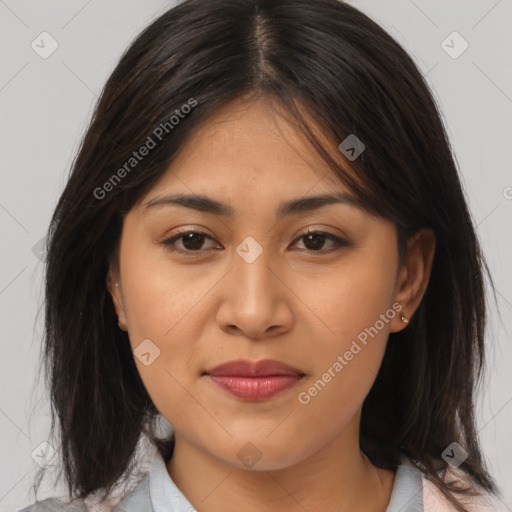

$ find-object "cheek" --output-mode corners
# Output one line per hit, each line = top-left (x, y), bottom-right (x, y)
(116, 239), (205, 397)
(295, 244), (398, 419)
(312, 245), (398, 347)
(119, 236), (208, 342)
(294, 311), (390, 444)
(119, 261), (207, 427)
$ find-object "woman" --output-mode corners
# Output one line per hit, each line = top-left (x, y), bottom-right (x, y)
(21, 0), (501, 510)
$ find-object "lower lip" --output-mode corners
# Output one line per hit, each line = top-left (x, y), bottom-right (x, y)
(207, 374), (303, 401)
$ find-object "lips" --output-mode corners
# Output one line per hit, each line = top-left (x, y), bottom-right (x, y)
(204, 359), (305, 401)
(205, 359), (305, 377)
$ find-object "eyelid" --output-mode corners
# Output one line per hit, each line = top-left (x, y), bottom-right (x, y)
(159, 226), (351, 254)
(160, 228), (218, 252)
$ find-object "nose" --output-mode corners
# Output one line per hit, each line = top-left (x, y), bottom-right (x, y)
(215, 244), (294, 340)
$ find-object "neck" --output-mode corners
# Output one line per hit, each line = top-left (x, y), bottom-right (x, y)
(166, 429), (395, 512)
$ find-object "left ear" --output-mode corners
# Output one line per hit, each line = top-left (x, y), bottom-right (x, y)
(390, 228), (436, 333)
(106, 265), (128, 332)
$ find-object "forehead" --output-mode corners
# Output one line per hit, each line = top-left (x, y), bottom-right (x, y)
(139, 97), (359, 207)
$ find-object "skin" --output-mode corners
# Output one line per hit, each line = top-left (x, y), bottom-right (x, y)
(108, 96), (436, 512)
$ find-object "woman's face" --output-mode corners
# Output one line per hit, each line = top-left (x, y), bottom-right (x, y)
(109, 97), (415, 471)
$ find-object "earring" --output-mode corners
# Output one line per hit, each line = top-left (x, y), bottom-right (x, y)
(399, 304), (409, 324)
(115, 282), (119, 287)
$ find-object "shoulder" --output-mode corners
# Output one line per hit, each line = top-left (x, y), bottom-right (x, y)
(421, 473), (501, 512)
(110, 474), (151, 511)
(18, 497), (88, 511)
(18, 474), (151, 512)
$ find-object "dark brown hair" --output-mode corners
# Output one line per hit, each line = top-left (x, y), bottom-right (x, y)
(33, 0), (499, 510)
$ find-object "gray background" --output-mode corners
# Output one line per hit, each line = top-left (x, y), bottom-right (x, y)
(1, 1), (511, 510)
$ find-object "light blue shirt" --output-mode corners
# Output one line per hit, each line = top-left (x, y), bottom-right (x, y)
(19, 449), (424, 511)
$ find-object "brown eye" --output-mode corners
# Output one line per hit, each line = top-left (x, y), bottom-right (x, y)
(161, 230), (218, 252)
(292, 230), (350, 252)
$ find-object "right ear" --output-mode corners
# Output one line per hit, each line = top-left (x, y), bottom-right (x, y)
(106, 267), (128, 331)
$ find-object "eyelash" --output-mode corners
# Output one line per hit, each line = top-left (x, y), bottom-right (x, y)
(160, 229), (350, 255)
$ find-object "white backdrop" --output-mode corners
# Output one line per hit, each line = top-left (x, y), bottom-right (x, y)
(0, 1), (510, 510)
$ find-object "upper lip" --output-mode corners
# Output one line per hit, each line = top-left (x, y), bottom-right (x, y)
(205, 359), (305, 377)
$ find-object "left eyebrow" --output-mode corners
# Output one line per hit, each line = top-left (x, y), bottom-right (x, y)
(143, 192), (366, 220)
